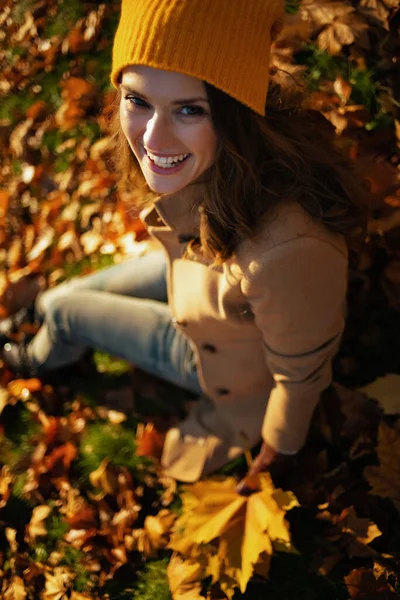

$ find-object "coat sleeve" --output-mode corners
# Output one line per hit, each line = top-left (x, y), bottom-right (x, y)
(241, 236), (348, 453)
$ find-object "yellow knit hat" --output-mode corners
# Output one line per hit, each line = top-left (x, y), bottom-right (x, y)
(111, 0), (285, 116)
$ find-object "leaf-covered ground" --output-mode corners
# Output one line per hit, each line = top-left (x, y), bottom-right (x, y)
(0, 0), (400, 598)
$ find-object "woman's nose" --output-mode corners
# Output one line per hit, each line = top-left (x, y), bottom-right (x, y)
(143, 111), (175, 152)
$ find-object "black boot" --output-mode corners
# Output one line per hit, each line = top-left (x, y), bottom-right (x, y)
(2, 341), (38, 378)
(0, 307), (36, 345)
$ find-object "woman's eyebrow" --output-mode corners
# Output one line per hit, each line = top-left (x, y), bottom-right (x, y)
(120, 85), (209, 104)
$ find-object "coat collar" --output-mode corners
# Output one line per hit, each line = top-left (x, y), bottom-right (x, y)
(141, 181), (209, 237)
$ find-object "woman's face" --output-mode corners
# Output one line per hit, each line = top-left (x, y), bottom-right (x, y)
(119, 65), (218, 195)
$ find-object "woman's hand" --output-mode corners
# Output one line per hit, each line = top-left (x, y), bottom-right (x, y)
(236, 441), (297, 495)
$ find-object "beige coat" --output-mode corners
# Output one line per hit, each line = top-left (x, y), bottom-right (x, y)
(140, 182), (348, 481)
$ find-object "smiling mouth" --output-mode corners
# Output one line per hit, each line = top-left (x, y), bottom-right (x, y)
(145, 149), (191, 168)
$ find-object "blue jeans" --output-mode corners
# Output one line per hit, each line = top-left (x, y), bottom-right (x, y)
(28, 251), (202, 394)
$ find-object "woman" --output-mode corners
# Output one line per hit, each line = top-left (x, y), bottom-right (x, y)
(3, 0), (365, 489)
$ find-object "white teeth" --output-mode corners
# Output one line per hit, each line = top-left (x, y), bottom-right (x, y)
(146, 151), (189, 168)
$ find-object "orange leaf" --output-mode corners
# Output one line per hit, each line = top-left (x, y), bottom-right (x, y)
(8, 378), (42, 398)
(45, 442), (77, 472)
(136, 422), (166, 459)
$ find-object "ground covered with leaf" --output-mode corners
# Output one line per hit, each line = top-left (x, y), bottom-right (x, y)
(0, 0), (400, 598)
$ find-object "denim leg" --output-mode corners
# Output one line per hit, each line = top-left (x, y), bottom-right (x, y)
(36, 251), (168, 320)
(28, 291), (202, 394)
(27, 251), (202, 395)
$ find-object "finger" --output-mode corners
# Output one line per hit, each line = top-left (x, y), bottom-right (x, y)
(236, 480), (254, 496)
(236, 473), (261, 496)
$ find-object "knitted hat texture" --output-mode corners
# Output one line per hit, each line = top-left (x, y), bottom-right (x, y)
(111, 0), (284, 116)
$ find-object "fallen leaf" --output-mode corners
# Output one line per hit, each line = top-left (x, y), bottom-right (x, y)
(3, 575), (27, 600)
(43, 567), (72, 600)
(364, 422), (400, 512)
(333, 76), (352, 104)
(300, 0), (354, 28)
(360, 374), (400, 414)
(89, 459), (119, 496)
(336, 506), (382, 557)
(26, 504), (52, 542)
(167, 553), (204, 600)
(169, 474), (298, 597)
(317, 19), (355, 54)
(45, 443), (77, 472)
(8, 378), (42, 398)
(136, 422), (166, 459)
(358, 0), (399, 29)
(345, 567), (400, 598)
(126, 509), (176, 557)
(6, 527), (18, 554)
(0, 465), (13, 508)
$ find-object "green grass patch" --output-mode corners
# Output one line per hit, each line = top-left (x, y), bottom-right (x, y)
(44, 0), (85, 38)
(79, 422), (143, 476)
(133, 558), (171, 600)
(93, 351), (131, 376)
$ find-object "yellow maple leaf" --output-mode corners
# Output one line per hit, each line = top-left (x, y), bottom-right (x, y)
(364, 422), (400, 512)
(169, 474), (298, 596)
(167, 553), (204, 600)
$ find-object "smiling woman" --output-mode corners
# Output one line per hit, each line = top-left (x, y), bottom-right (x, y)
(118, 66), (218, 195)
(3, 0), (367, 490)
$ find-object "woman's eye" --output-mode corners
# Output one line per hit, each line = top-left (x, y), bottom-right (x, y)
(124, 96), (149, 109)
(179, 105), (205, 117)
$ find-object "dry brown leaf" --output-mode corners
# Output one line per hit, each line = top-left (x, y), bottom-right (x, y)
(9, 118), (34, 160)
(317, 20), (355, 54)
(80, 230), (103, 255)
(345, 567), (400, 599)
(5, 527), (18, 554)
(169, 474), (298, 597)
(0, 466), (13, 508)
(89, 459), (119, 496)
(301, 0), (354, 28)
(126, 509), (176, 557)
(43, 567), (72, 600)
(167, 553), (204, 600)
(358, 0), (399, 29)
(26, 504), (52, 542)
(364, 422), (400, 512)
(334, 383), (381, 440)
(3, 575), (27, 600)
(336, 506), (382, 557)
(360, 375), (400, 414)
(333, 76), (352, 104)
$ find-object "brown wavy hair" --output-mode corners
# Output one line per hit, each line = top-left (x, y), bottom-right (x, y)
(108, 80), (367, 263)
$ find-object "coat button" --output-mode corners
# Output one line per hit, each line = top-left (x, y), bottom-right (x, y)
(216, 388), (230, 396)
(172, 317), (188, 327)
(202, 343), (217, 353)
